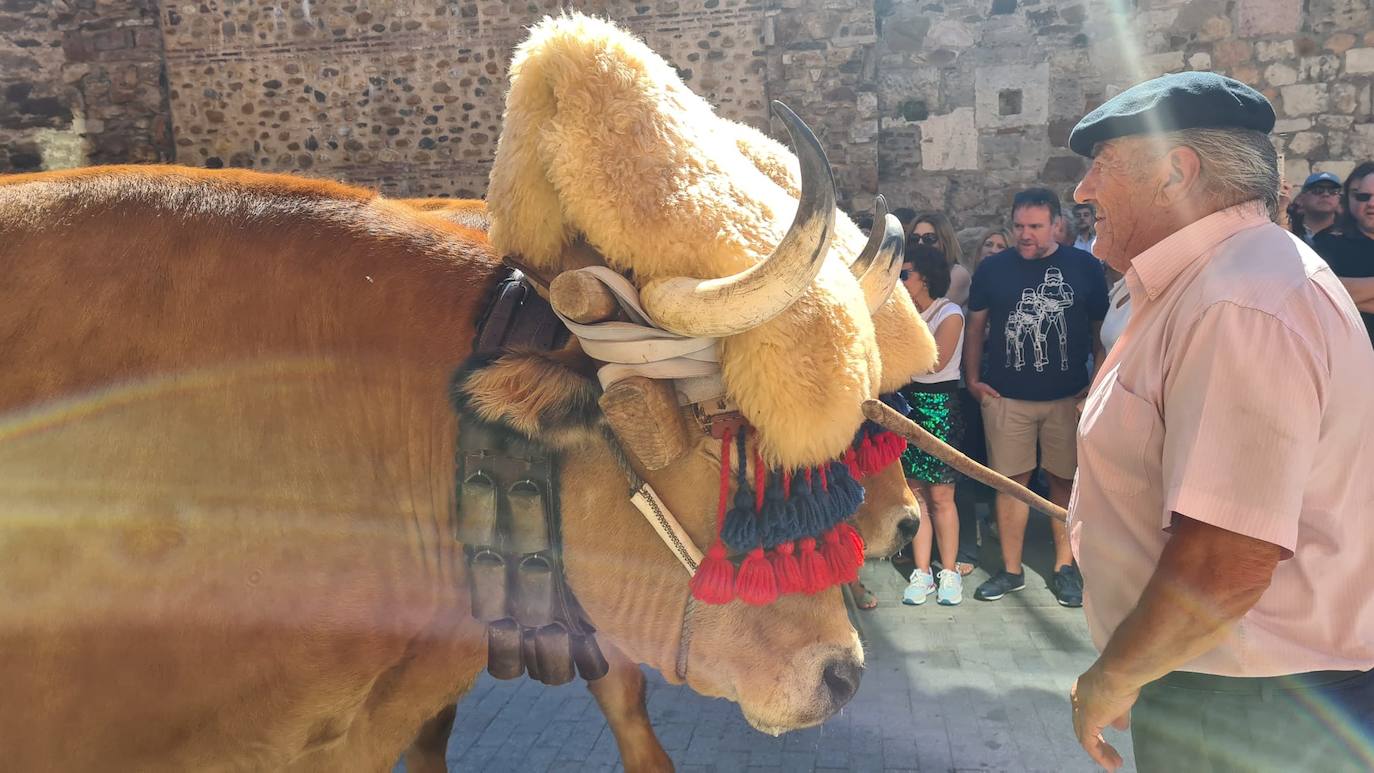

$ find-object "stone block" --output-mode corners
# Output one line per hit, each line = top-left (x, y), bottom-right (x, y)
(1273, 118), (1313, 134)
(975, 62), (1049, 130)
(1212, 40), (1253, 69)
(1237, 0), (1302, 37)
(1315, 160), (1357, 180)
(1332, 84), (1361, 114)
(917, 107), (977, 171)
(1255, 40), (1296, 62)
(1280, 84), (1329, 116)
(926, 19), (974, 50)
(1326, 33), (1358, 54)
(1300, 54), (1341, 81)
(1347, 48), (1374, 74)
(1349, 124), (1374, 159)
(1287, 131), (1324, 156)
(1141, 51), (1184, 78)
(1040, 154), (1086, 183)
(1265, 63), (1298, 87)
(1188, 53), (1212, 70)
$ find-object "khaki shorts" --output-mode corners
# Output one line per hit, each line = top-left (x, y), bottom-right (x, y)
(980, 396), (1078, 480)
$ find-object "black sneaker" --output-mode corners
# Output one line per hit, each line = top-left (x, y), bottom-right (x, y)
(974, 570), (1026, 601)
(1051, 564), (1084, 607)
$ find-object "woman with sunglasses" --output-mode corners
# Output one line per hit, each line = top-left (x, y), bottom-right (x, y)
(897, 243), (968, 606)
(912, 213), (971, 306)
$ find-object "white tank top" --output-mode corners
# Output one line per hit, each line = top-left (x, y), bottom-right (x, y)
(1100, 278), (1131, 354)
(913, 299), (965, 384)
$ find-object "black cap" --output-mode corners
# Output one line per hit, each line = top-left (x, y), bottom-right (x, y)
(1069, 72), (1275, 157)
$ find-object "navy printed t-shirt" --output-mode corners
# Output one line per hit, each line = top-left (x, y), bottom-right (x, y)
(968, 245), (1108, 401)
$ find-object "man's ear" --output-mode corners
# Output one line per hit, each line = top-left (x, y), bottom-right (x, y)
(1158, 145), (1204, 207)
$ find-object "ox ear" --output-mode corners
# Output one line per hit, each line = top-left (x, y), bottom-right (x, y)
(451, 345), (608, 452)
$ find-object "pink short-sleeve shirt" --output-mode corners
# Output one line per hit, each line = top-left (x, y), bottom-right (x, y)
(1069, 201), (1374, 677)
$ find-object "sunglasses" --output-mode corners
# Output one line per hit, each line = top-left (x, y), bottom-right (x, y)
(899, 269), (911, 281)
(912, 233), (940, 246)
(1309, 187), (1342, 197)
(1355, 193), (1373, 203)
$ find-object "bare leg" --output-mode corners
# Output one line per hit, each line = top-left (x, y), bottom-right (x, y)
(586, 643), (674, 773)
(996, 471), (1034, 575)
(403, 703), (457, 773)
(1047, 472), (1075, 570)
(910, 478), (934, 572)
(926, 482), (959, 572)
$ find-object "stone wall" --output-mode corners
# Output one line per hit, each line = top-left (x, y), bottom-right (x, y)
(1, 0), (171, 172)
(876, 0), (1374, 232)
(3, 0), (1372, 229)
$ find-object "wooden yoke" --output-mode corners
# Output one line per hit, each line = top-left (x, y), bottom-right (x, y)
(549, 269), (693, 471)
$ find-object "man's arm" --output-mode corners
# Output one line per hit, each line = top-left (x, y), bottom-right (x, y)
(1072, 517), (1280, 769)
(1339, 277), (1374, 311)
(962, 308), (999, 400)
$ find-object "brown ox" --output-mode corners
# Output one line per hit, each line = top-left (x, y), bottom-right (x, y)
(396, 197), (922, 771)
(0, 166), (919, 772)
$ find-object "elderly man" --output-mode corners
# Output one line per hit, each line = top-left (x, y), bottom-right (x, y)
(1065, 72), (1374, 771)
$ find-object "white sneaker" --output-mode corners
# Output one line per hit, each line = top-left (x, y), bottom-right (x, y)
(936, 568), (963, 606)
(902, 569), (935, 605)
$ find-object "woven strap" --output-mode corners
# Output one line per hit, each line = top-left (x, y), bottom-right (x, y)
(550, 267), (724, 401)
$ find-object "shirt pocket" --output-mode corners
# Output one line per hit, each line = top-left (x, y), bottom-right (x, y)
(1080, 377), (1158, 495)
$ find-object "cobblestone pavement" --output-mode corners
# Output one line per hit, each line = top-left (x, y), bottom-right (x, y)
(417, 517), (1138, 772)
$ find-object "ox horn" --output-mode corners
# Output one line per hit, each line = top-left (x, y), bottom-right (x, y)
(849, 194), (890, 278)
(858, 212), (906, 312)
(640, 101), (836, 337)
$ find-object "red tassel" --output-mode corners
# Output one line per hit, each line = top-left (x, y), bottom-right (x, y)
(736, 547), (779, 606)
(799, 536), (832, 594)
(823, 527), (859, 584)
(844, 448), (862, 480)
(690, 542), (736, 604)
(770, 541), (805, 595)
(838, 521), (866, 565)
(857, 434), (881, 475)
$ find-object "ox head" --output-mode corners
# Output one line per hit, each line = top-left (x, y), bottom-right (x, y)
(465, 13), (935, 733)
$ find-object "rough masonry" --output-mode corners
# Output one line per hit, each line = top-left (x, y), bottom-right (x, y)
(2, 0), (1372, 232)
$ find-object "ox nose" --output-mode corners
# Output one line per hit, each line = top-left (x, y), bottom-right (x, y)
(822, 658), (863, 709)
(897, 517), (919, 543)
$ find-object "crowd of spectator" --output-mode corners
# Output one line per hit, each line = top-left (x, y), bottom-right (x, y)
(872, 156), (1374, 610)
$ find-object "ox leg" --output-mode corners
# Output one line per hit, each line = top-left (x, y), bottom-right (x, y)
(586, 644), (675, 773)
(403, 703), (457, 773)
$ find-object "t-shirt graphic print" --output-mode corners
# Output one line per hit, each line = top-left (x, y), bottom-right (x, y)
(968, 245), (1108, 402)
(1005, 267), (1075, 373)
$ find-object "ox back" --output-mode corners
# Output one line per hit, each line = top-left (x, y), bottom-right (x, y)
(0, 167), (508, 770)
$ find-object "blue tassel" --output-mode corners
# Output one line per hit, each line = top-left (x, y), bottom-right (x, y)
(792, 470), (824, 536)
(761, 471), (802, 548)
(722, 487), (758, 553)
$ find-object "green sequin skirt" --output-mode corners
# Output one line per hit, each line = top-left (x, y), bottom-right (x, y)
(897, 387), (965, 485)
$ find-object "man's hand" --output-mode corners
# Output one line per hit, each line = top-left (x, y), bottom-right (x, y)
(968, 380), (1001, 403)
(1070, 664), (1137, 771)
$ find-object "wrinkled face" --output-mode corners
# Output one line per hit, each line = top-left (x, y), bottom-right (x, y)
(1074, 139), (1157, 273)
(1302, 184), (1342, 215)
(1353, 176), (1374, 237)
(979, 232), (1007, 258)
(1012, 204), (1060, 260)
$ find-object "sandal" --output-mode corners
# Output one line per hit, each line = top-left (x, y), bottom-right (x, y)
(955, 562), (976, 576)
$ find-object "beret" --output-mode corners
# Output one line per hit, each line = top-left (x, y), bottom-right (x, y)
(1069, 72), (1275, 157)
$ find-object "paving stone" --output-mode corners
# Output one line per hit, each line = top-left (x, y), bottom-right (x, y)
(417, 520), (1137, 772)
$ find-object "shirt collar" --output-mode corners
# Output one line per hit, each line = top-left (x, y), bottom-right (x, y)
(1127, 200), (1270, 301)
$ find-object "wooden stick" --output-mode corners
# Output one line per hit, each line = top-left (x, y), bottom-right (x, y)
(549, 270), (620, 324)
(862, 399), (1069, 523)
